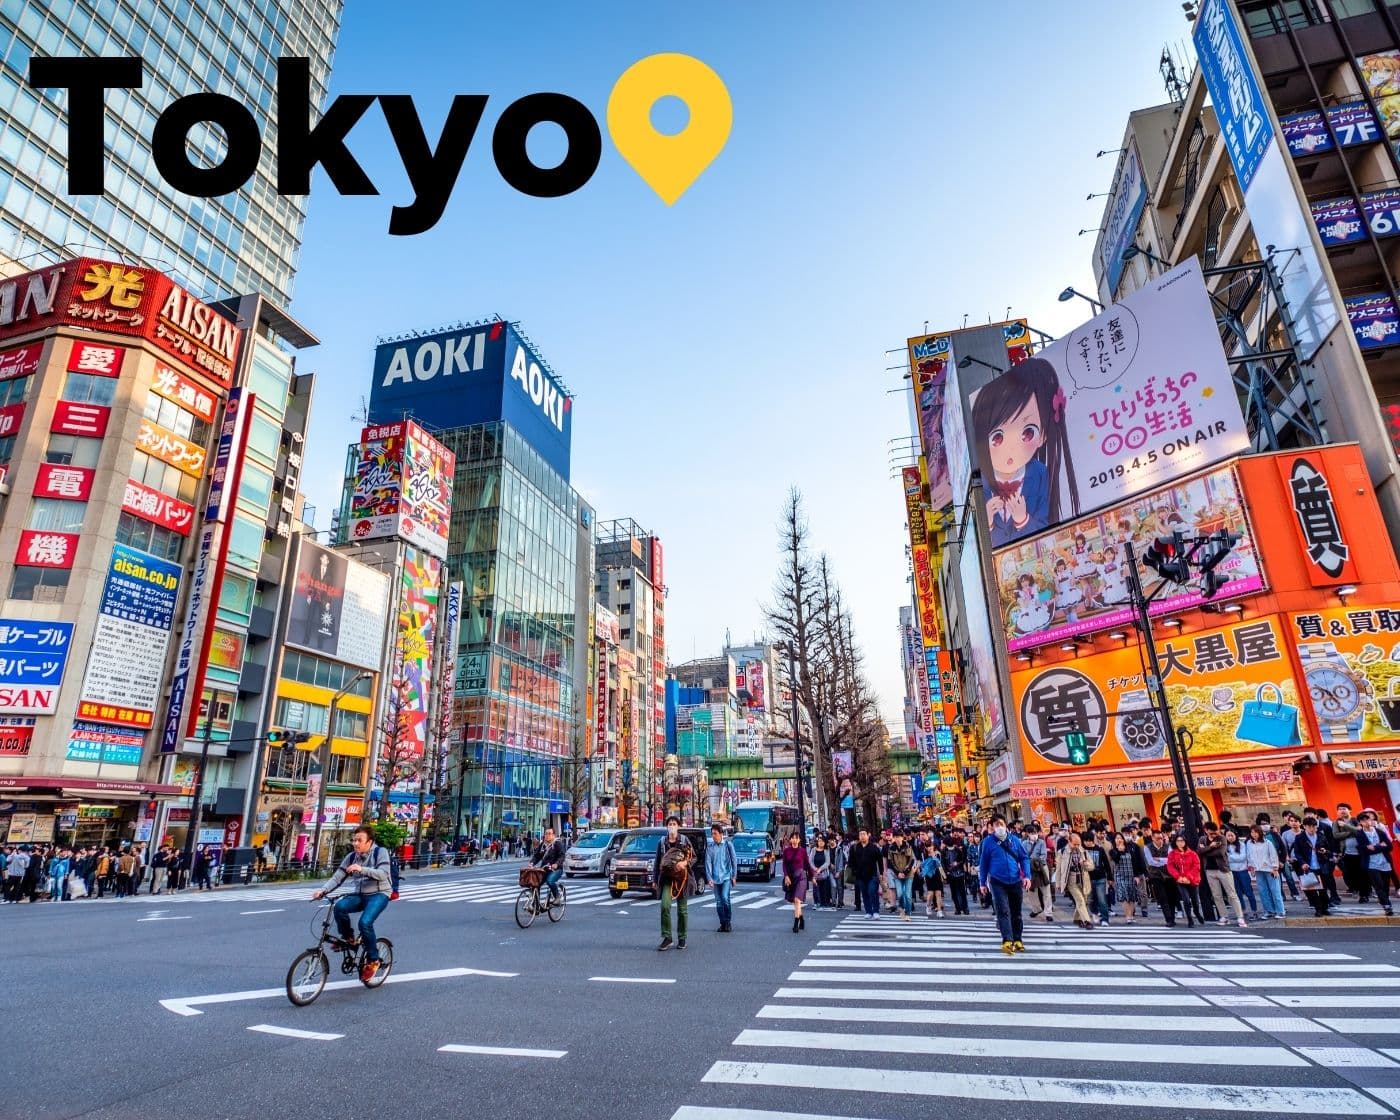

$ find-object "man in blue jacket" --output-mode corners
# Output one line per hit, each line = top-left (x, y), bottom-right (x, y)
(705, 824), (739, 933)
(978, 814), (1033, 955)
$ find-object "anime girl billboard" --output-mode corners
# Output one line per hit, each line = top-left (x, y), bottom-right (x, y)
(969, 258), (1249, 548)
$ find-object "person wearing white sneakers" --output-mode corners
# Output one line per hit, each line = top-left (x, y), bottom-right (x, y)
(1198, 820), (1248, 928)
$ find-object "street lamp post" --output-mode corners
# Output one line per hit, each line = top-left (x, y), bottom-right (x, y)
(181, 710), (217, 872)
(311, 670), (373, 871)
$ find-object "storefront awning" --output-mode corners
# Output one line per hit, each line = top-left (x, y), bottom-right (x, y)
(0, 776), (185, 799)
(1011, 750), (1315, 800)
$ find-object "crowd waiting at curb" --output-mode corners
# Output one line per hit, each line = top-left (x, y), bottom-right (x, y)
(0, 842), (224, 902)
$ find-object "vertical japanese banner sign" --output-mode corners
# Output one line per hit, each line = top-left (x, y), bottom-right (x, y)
(393, 546), (442, 785)
(1194, 0), (1337, 359)
(437, 580), (464, 782)
(162, 389), (249, 751)
(907, 333), (955, 510)
(1277, 452), (1360, 587)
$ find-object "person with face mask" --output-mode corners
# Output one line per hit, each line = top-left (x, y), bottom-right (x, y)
(1356, 809), (1395, 917)
(977, 814), (1033, 954)
(653, 817), (695, 951)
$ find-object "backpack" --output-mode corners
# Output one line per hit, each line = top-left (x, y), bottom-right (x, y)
(920, 855), (942, 880)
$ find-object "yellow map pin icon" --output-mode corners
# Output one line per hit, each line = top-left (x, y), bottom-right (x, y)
(607, 53), (732, 204)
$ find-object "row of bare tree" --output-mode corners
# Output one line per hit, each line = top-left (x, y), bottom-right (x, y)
(766, 488), (895, 830)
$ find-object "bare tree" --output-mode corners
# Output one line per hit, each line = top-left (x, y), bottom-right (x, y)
(562, 688), (592, 828)
(373, 673), (418, 823)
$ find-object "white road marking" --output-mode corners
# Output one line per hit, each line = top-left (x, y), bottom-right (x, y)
(1200, 963), (1397, 973)
(740, 897), (785, 910)
(1273, 995), (1400, 1008)
(1293, 1047), (1399, 1068)
(756, 1004), (1245, 1031)
(700, 1060), (1390, 1113)
(1318, 1019), (1400, 1033)
(158, 967), (515, 1016)
(1233, 977), (1400, 988)
(438, 1044), (566, 1058)
(771, 986), (1208, 1006)
(795, 959), (1149, 973)
(240, 909), (285, 915)
(733, 1028), (1303, 1067)
(791, 971), (1175, 986)
(247, 1024), (343, 1041)
(590, 976), (677, 984)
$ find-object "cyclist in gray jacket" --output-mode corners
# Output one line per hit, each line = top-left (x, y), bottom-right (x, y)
(313, 826), (392, 982)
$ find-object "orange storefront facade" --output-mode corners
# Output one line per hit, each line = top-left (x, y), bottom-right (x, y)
(1008, 444), (1400, 829)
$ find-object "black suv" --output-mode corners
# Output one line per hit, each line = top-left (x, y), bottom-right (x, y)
(607, 827), (711, 898)
(731, 831), (778, 881)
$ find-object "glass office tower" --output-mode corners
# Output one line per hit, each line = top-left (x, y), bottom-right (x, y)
(0, 0), (343, 304)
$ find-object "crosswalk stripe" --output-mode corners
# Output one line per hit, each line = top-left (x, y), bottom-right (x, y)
(1198, 963), (1396, 973)
(792, 971), (1176, 986)
(1270, 995), (1400, 1008)
(1231, 977), (1400, 988)
(770, 985), (1209, 1006)
(732, 1028), (1303, 1067)
(795, 959), (1151, 973)
(672, 1108), (871, 1120)
(1317, 1019), (1400, 1033)
(740, 898), (785, 910)
(755, 1003), (1244, 1031)
(700, 1060), (1390, 1113)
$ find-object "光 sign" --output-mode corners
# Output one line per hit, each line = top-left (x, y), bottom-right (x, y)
(369, 320), (572, 479)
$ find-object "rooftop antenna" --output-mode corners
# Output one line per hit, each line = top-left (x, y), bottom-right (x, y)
(1160, 45), (1188, 104)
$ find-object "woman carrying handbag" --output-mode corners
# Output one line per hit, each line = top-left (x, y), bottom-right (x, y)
(1166, 833), (1203, 927)
(781, 831), (813, 933)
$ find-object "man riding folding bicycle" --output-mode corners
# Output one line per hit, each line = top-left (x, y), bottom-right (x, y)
(530, 826), (567, 902)
(312, 825), (392, 983)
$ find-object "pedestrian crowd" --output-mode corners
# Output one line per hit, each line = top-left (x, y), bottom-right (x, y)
(1, 841), (225, 903)
(665, 801), (1396, 952)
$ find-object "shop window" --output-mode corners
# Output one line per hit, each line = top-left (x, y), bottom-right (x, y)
(9, 565), (69, 602)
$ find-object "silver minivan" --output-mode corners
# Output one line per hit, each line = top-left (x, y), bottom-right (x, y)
(564, 829), (625, 877)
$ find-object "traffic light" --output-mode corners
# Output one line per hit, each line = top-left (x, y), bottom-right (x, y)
(1142, 532), (1192, 584)
(1065, 730), (1091, 766)
(1197, 529), (1242, 600)
(266, 729), (312, 746)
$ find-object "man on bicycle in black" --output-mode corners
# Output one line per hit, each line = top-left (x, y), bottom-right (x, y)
(312, 825), (391, 983)
(531, 826), (567, 902)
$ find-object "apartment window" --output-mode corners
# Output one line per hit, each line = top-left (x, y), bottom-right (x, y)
(274, 696), (328, 734)
(0, 375), (31, 407)
(9, 566), (69, 601)
(1204, 186), (1229, 270)
(333, 708), (369, 741)
(327, 754), (364, 786)
(143, 392), (212, 446)
(27, 498), (87, 533)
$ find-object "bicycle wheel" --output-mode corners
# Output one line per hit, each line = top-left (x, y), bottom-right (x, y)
(547, 884), (566, 922)
(286, 949), (329, 1006)
(514, 888), (538, 928)
(362, 939), (393, 988)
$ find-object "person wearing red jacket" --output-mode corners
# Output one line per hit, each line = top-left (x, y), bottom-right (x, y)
(1166, 833), (1203, 929)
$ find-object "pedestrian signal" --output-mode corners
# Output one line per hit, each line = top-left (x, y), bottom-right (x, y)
(1065, 731), (1091, 766)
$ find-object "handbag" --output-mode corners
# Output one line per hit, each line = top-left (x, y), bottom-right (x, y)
(66, 873), (88, 899)
(1297, 870), (1322, 891)
(842, 865), (855, 885)
(1235, 683), (1301, 747)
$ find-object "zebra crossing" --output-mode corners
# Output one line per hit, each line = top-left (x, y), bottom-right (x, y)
(668, 912), (1400, 1119)
(105, 874), (790, 910)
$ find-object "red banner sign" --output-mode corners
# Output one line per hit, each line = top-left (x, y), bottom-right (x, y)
(0, 257), (240, 385)
(66, 340), (125, 377)
(51, 400), (110, 437)
(34, 463), (95, 502)
(0, 342), (42, 381)
(151, 362), (219, 422)
(1276, 450), (1361, 587)
(15, 530), (79, 569)
(0, 402), (25, 438)
(120, 477), (195, 535)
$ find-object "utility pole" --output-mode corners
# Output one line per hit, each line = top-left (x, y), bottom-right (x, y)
(181, 709), (216, 872)
(311, 671), (372, 871)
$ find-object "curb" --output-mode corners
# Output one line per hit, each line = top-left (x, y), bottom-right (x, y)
(1283, 914), (1399, 928)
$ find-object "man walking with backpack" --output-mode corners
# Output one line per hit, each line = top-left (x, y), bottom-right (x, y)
(978, 814), (1033, 954)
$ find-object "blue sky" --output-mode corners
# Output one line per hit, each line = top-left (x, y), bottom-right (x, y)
(288, 2), (1200, 727)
